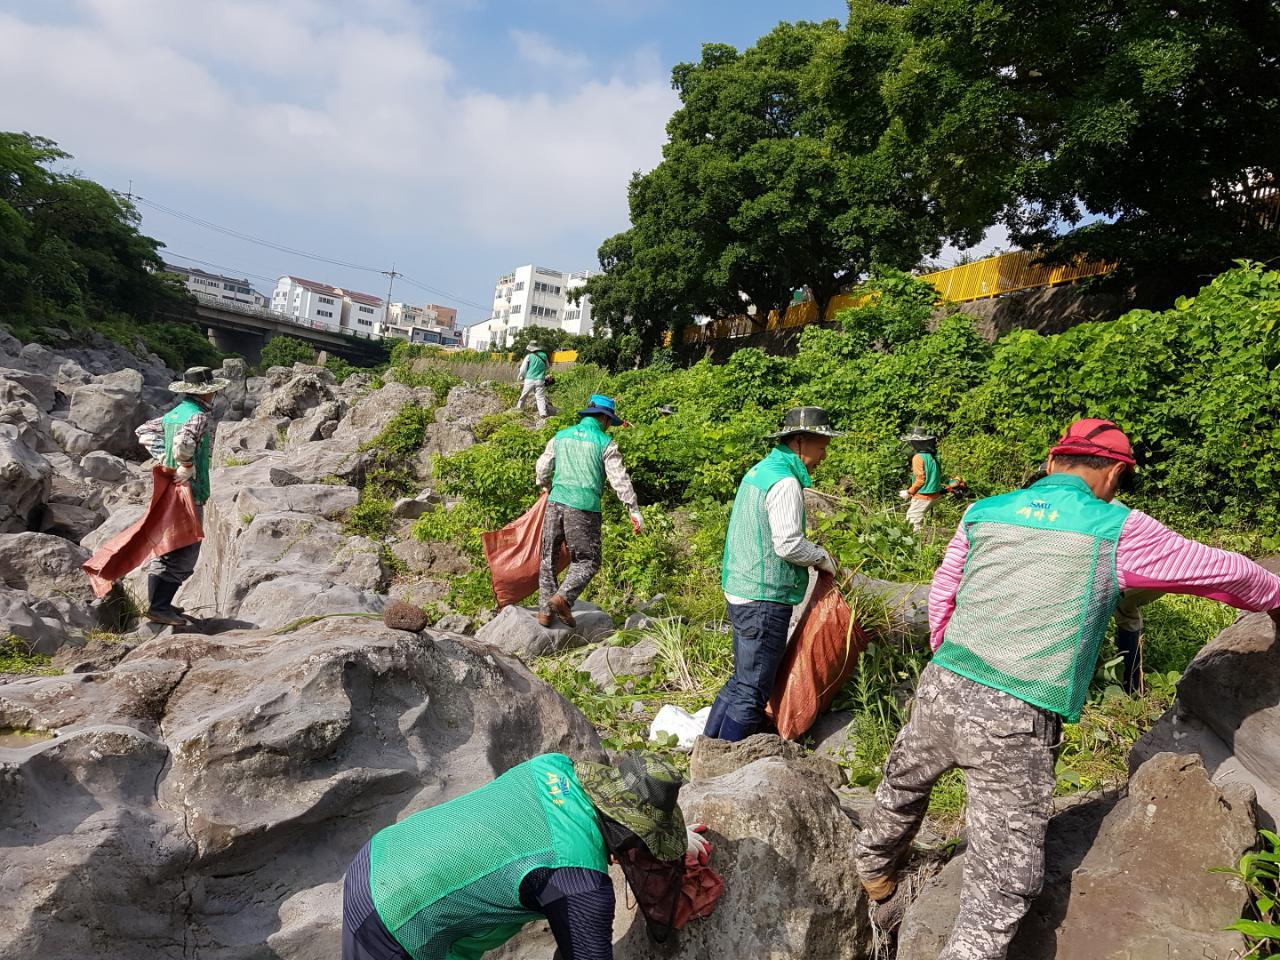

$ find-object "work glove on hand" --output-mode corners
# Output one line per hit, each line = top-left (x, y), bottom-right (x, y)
(816, 552), (838, 577)
(686, 823), (711, 864)
(898, 489), (911, 500)
(174, 463), (194, 485)
(629, 510), (645, 535)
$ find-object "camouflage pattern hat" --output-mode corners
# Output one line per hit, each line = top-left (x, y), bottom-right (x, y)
(575, 752), (687, 862)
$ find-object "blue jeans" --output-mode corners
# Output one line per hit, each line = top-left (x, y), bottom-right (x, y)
(705, 599), (793, 742)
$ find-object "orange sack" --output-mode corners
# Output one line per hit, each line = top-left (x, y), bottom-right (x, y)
(82, 465), (204, 599)
(766, 572), (869, 740)
(481, 493), (569, 608)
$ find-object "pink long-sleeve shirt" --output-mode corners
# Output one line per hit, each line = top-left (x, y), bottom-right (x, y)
(929, 504), (1280, 651)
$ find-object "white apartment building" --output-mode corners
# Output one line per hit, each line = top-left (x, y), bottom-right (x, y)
(270, 276), (385, 335)
(381, 302), (462, 345)
(166, 263), (262, 308)
(466, 264), (595, 350)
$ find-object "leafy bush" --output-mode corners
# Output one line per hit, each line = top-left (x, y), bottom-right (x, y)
(260, 335), (317, 370)
(342, 496), (394, 541)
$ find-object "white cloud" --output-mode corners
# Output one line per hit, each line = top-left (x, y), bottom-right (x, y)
(510, 28), (590, 72)
(0, 1), (676, 244)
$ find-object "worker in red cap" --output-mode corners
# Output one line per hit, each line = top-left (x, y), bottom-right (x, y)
(854, 418), (1280, 958)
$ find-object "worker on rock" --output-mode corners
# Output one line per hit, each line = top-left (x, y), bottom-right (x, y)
(134, 366), (228, 625)
(515, 341), (552, 420)
(341, 751), (710, 960)
(899, 425), (945, 531)
(854, 418), (1280, 958)
(705, 406), (842, 742)
(535, 394), (643, 628)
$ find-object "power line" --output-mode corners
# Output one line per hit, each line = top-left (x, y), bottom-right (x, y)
(132, 193), (493, 311)
(163, 252), (279, 287)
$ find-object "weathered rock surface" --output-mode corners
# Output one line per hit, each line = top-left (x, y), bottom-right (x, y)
(419, 383), (506, 470)
(80, 449), (129, 482)
(68, 368), (148, 456)
(0, 617), (603, 960)
(690, 732), (847, 792)
(581, 636), (659, 686)
(896, 753), (1253, 960)
(476, 602), (616, 657)
(0, 428), (52, 532)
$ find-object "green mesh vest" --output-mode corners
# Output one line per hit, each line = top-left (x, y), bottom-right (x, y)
(548, 418), (612, 513)
(525, 351), (549, 381)
(369, 753), (608, 960)
(720, 444), (814, 605)
(932, 474), (1131, 722)
(162, 399), (212, 504)
(916, 451), (943, 495)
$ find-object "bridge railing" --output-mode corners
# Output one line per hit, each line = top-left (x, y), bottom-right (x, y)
(189, 292), (383, 341)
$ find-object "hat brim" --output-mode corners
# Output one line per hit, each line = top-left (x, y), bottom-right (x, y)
(575, 761), (687, 862)
(579, 407), (623, 426)
(900, 433), (936, 442)
(769, 425), (845, 440)
(169, 378), (231, 394)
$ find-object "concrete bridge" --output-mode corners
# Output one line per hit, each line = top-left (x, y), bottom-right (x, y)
(159, 293), (389, 366)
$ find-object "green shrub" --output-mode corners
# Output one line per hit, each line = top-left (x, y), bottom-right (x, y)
(342, 496), (394, 541)
(0, 634), (58, 675)
(260, 335), (317, 369)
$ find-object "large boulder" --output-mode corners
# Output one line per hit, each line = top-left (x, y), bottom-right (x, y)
(0, 532), (95, 604)
(0, 366), (55, 411)
(254, 366), (337, 420)
(420, 384), (506, 468)
(0, 617), (603, 959)
(0, 428), (52, 533)
(212, 416), (291, 466)
(80, 449), (130, 483)
(625, 756), (871, 959)
(896, 753), (1254, 960)
(67, 368), (148, 457)
(476, 602), (616, 657)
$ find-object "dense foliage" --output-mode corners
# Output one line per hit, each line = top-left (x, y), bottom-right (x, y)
(0, 131), (227, 368)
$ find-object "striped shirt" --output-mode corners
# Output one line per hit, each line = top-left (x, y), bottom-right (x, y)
(135, 407), (212, 464)
(929, 504), (1280, 650)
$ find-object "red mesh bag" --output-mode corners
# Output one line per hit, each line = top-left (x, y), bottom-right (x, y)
(82, 466), (204, 598)
(765, 572), (868, 740)
(615, 847), (726, 935)
(480, 493), (569, 608)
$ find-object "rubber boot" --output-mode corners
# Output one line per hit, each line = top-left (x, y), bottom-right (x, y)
(146, 575), (186, 626)
(1115, 628), (1141, 694)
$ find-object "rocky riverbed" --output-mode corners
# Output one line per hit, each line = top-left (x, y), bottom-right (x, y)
(1, 328), (1276, 958)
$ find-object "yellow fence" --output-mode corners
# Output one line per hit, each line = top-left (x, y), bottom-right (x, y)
(917, 249), (1113, 303)
(684, 248), (1112, 344)
(488, 350), (578, 363)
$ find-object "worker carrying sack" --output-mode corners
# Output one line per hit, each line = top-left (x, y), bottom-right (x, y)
(83, 465), (204, 598)
(481, 492), (569, 607)
(766, 572), (869, 740)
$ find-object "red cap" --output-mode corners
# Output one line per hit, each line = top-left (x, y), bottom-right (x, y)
(1050, 418), (1136, 466)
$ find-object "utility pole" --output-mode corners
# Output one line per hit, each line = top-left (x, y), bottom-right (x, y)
(381, 263), (402, 338)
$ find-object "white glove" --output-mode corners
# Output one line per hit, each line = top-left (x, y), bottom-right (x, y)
(174, 463), (194, 485)
(816, 552), (838, 577)
(686, 823), (710, 864)
(629, 510), (645, 535)
(898, 489), (911, 500)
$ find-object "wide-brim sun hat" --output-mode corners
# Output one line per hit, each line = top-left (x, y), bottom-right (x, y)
(578, 393), (623, 427)
(900, 424), (937, 442)
(1050, 418), (1136, 467)
(769, 406), (845, 440)
(575, 752), (687, 862)
(169, 366), (230, 395)
(526, 342), (543, 352)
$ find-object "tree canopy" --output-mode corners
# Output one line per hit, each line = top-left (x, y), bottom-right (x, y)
(580, 18), (946, 351)
(581, 4), (1280, 355)
(0, 131), (183, 329)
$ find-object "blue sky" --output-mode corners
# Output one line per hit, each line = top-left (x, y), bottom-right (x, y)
(0, 0), (849, 326)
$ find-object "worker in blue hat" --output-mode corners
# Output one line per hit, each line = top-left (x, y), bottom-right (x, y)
(535, 394), (643, 628)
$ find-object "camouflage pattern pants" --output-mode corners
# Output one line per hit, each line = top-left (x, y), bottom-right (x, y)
(854, 663), (1061, 960)
(539, 502), (602, 614)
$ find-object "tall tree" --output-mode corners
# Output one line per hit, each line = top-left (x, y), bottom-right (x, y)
(581, 18), (944, 351)
(869, 0), (1280, 275)
(0, 131), (179, 327)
